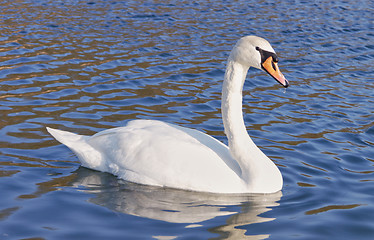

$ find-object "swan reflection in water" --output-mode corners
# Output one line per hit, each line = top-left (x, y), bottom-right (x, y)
(72, 167), (281, 239)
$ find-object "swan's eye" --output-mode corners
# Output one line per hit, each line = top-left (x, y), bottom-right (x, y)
(272, 55), (279, 63)
(257, 47), (279, 66)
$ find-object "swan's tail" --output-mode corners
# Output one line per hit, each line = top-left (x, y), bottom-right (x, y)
(46, 127), (104, 171)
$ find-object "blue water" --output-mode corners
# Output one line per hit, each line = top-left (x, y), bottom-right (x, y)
(1, 0), (374, 239)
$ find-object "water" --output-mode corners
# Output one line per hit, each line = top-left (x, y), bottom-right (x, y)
(0, 0), (373, 239)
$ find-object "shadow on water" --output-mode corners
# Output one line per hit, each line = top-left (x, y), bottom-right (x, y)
(71, 167), (281, 239)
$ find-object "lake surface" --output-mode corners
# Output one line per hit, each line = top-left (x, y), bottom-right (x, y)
(1, 0), (373, 239)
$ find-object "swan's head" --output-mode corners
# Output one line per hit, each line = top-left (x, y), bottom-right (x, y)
(230, 36), (289, 87)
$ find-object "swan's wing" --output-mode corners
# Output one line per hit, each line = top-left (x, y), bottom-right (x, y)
(85, 120), (243, 192)
(168, 122), (241, 176)
(48, 120), (244, 193)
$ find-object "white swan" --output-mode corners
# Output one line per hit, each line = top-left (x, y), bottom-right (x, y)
(47, 36), (289, 194)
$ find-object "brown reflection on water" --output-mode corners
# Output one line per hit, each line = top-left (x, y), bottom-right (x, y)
(305, 204), (362, 215)
(0, 206), (20, 221)
(17, 173), (77, 200)
(0, 169), (19, 177)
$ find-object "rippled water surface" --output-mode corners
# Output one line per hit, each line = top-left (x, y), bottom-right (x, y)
(1, 0), (374, 239)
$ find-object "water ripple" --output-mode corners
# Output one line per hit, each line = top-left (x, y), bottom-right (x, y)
(1, 0), (374, 239)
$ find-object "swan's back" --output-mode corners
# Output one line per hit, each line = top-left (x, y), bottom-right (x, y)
(48, 120), (244, 193)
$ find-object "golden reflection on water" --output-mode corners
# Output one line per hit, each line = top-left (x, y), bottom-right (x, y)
(1, 0), (374, 239)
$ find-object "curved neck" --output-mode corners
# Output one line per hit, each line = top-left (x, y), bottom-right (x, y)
(221, 57), (282, 193)
(222, 59), (251, 151)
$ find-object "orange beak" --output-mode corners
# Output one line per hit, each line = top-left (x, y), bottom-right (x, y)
(262, 57), (289, 88)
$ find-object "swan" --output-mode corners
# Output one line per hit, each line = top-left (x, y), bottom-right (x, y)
(47, 36), (289, 194)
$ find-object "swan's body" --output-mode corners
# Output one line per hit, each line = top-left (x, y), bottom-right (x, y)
(47, 36), (289, 194)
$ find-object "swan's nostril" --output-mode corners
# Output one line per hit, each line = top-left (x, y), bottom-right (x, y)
(271, 61), (276, 71)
